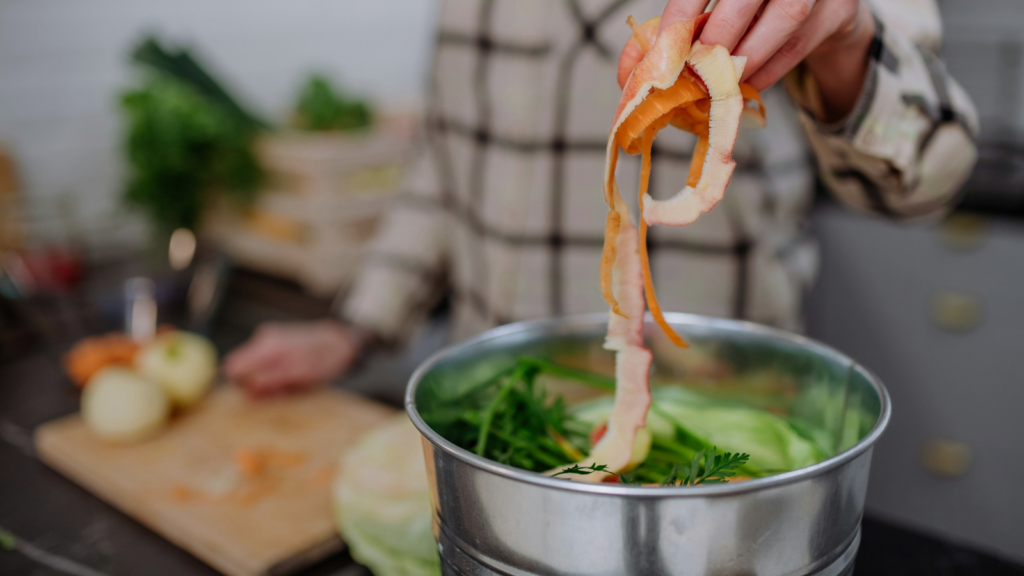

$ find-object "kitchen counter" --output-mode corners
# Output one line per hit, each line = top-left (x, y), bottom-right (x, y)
(2, 268), (1021, 576)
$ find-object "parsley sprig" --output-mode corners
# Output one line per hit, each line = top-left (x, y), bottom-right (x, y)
(420, 358), (595, 472)
(553, 448), (748, 486)
(551, 463), (638, 485)
(659, 448), (749, 486)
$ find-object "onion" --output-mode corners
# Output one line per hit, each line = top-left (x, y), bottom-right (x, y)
(136, 331), (217, 408)
(82, 367), (170, 443)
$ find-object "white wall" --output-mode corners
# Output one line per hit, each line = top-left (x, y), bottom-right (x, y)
(0, 0), (439, 254)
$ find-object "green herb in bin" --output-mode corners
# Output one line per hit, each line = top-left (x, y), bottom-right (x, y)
(293, 75), (373, 132)
(418, 356), (828, 485)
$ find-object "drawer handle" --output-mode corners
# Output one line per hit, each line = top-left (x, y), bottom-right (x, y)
(930, 291), (982, 332)
(940, 213), (989, 251)
(920, 437), (972, 478)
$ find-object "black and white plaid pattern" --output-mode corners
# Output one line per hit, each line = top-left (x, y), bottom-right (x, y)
(341, 0), (978, 344)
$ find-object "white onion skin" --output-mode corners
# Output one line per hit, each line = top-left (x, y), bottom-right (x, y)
(82, 367), (170, 443)
(136, 331), (217, 408)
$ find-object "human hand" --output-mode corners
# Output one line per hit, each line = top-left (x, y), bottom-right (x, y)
(223, 320), (367, 398)
(619, 0), (875, 120)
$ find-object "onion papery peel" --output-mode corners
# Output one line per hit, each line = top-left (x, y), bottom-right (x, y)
(569, 15), (766, 481)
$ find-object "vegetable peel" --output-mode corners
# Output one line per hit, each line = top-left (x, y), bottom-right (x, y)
(581, 14), (766, 479)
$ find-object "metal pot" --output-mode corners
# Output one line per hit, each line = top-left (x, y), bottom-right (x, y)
(406, 313), (891, 576)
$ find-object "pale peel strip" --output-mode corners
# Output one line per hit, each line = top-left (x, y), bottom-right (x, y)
(604, 18), (695, 207)
(577, 213), (651, 482)
(590, 19), (699, 478)
(642, 41), (742, 226)
(601, 18), (697, 315)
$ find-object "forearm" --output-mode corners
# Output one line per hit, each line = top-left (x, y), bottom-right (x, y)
(339, 152), (450, 344)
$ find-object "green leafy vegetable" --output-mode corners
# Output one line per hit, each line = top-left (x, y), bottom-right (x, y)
(551, 463), (634, 484)
(518, 356), (616, 392)
(419, 357), (828, 486)
(131, 36), (269, 130)
(293, 74), (373, 132)
(659, 448), (749, 486)
(120, 73), (263, 231)
(552, 463), (611, 476)
(419, 358), (604, 473)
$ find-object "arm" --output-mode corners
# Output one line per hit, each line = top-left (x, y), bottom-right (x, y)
(629, 0), (979, 218)
(336, 148), (451, 343)
(788, 1), (979, 218)
(224, 145), (451, 396)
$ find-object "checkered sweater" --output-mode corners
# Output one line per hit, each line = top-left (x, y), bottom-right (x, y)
(339, 0), (978, 344)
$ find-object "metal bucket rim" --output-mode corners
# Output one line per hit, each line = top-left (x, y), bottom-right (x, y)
(406, 312), (891, 497)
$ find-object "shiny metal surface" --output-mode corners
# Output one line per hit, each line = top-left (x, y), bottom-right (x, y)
(407, 313), (891, 576)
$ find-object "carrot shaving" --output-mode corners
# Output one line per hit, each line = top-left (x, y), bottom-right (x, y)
(637, 130), (688, 348)
(235, 449), (263, 477)
(600, 206), (624, 316)
(740, 83), (765, 119)
(686, 136), (709, 187)
(170, 483), (199, 502)
(606, 18), (764, 348)
(617, 74), (706, 153)
(626, 15), (650, 53)
(309, 465), (335, 487)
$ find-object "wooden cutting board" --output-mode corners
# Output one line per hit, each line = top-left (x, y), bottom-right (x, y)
(35, 386), (397, 576)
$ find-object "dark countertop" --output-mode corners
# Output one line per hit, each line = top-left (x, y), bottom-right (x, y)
(2, 267), (1022, 576)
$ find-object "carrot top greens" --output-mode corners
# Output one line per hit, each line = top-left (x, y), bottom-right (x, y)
(419, 354), (819, 483)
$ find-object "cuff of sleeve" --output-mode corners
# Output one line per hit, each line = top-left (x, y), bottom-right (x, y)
(786, 11), (925, 172)
(333, 291), (401, 349)
(784, 11), (884, 141)
(785, 57), (879, 141)
(332, 259), (441, 348)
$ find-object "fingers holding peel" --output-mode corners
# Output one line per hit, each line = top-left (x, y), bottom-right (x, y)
(659, 0), (711, 33)
(742, 0), (856, 89)
(731, 0), (815, 83)
(699, 0), (765, 52)
(618, 34), (647, 87)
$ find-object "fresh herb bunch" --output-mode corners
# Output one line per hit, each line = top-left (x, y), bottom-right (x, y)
(294, 75), (373, 132)
(422, 358), (592, 472)
(131, 37), (269, 131)
(121, 36), (265, 232)
(121, 77), (263, 231)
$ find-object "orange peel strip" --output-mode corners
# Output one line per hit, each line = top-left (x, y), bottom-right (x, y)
(740, 83), (766, 127)
(638, 129), (687, 348)
(686, 135), (709, 188)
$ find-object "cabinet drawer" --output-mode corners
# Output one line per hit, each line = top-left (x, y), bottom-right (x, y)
(806, 205), (1024, 563)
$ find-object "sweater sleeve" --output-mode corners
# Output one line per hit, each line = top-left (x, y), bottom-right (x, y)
(786, 0), (979, 219)
(336, 142), (451, 345)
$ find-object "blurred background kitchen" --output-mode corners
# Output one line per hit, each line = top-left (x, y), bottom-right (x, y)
(1, 0), (1023, 575)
